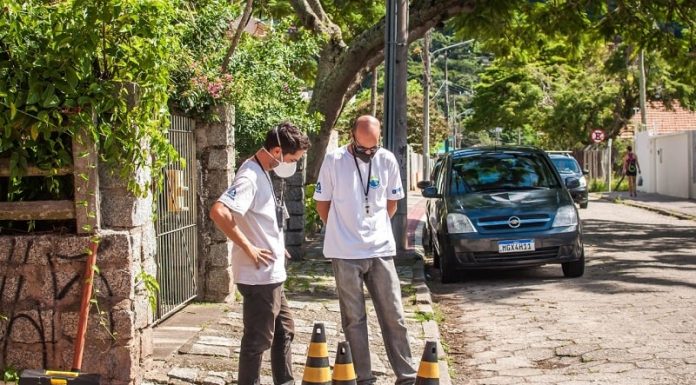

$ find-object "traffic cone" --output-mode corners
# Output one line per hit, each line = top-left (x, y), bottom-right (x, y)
(302, 323), (331, 385)
(415, 341), (439, 385)
(332, 341), (357, 385)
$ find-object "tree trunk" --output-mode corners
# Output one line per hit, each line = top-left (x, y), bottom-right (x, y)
(298, 0), (476, 183)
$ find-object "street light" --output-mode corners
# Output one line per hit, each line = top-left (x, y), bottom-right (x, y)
(422, 37), (475, 177)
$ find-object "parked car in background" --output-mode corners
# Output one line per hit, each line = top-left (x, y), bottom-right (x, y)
(547, 152), (589, 209)
(418, 146), (585, 283)
(418, 156), (444, 264)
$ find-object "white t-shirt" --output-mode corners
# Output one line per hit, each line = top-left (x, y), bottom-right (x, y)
(217, 159), (286, 285)
(313, 145), (405, 259)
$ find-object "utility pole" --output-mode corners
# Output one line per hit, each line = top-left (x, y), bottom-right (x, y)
(427, 39), (474, 153)
(384, 0), (396, 151)
(639, 49), (647, 129)
(422, 30), (431, 181)
(444, 52), (450, 148)
(384, 0), (408, 250)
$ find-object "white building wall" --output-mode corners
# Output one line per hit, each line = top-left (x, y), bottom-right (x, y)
(635, 132), (655, 193)
(690, 131), (696, 199)
(637, 130), (695, 199)
(654, 132), (689, 198)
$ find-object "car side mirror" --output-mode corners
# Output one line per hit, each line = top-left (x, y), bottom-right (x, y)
(565, 177), (581, 189)
(417, 180), (432, 190)
(422, 186), (441, 198)
(582, 169), (589, 175)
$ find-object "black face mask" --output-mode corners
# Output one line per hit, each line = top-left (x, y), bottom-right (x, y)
(353, 142), (379, 163)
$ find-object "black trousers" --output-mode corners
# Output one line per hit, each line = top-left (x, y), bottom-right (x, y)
(237, 282), (295, 385)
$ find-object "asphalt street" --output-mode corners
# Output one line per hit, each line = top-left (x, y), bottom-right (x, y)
(429, 198), (696, 385)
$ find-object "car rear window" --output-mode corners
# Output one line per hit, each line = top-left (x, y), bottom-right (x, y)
(551, 157), (581, 173)
(449, 152), (560, 194)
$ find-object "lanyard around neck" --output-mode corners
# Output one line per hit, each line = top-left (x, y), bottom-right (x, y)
(352, 150), (372, 199)
(253, 155), (282, 205)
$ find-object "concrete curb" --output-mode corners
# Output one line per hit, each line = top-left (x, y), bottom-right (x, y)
(597, 194), (696, 222)
(409, 216), (453, 385)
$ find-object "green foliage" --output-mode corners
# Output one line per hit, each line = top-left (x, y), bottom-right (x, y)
(336, 80), (449, 155)
(169, 3), (321, 161)
(3, 367), (19, 383)
(0, 0), (180, 201)
(136, 270), (161, 313)
(304, 184), (321, 236)
(229, 23), (321, 160)
(588, 178), (607, 193)
(451, 1), (696, 148)
(589, 176), (626, 193)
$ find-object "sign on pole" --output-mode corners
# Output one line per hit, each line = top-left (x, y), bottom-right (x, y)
(590, 129), (606, 143)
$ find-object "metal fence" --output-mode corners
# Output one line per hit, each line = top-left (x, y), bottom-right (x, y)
(154, 115), (198, 323)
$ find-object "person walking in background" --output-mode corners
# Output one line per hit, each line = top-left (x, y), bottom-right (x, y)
(623, 145), (641, 197)
(313, 115), (417, 385)
(210, 123), (310, 385)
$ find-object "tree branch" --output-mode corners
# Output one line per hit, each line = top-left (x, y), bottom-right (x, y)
(290, 0), (339, 37)
(221, 0), (254, 74)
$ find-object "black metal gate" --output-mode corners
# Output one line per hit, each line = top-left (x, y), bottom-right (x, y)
(154, 115), (197, 323)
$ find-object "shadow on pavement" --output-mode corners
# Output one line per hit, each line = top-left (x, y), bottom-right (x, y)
(428, 217), (696, 299)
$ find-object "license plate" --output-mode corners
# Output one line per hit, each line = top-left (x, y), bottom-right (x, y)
(498, 239), (535, 253)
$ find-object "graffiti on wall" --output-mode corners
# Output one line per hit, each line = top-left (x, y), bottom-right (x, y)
(0, 237), (117, 370)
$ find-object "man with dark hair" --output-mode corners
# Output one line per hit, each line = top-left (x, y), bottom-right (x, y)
(210, 122), (309, 385)
(313, 115), (416, 385)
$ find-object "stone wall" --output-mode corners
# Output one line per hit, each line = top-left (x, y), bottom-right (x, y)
(0, 163), (156, 384)
(0, 230), (151, 385)
(194, 105), (235, 302)
(278, 156), (306, 260)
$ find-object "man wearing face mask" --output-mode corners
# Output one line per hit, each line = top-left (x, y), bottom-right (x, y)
(210, 122), (310, 385)
(313, 115), (416, 385)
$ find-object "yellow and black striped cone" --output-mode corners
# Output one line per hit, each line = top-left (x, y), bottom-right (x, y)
(415, 341), (439, 385)
(302, 323), (331, 385)
(332, 341), (357, 385)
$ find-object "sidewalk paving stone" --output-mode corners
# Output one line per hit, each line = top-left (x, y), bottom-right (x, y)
(144, 190), (451, 385)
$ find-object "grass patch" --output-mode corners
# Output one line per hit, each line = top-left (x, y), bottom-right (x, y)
(401, 284), (416, 297)
(414, 309), (444, 324)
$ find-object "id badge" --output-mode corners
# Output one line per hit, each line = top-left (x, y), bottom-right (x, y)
(276, 204), (285, 231)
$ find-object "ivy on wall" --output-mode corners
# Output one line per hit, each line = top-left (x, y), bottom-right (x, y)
(0, 0), (180, 201)
(1, 0), (322, 231)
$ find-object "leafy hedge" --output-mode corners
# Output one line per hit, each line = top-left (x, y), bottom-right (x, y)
(0, 0), (180, 199)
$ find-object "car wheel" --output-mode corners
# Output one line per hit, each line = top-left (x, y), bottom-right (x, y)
(579, 201), (588, 209)
(439, 247), (457, 283)
(562, 249), (585, 278)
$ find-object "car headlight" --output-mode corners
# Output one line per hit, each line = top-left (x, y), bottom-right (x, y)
(447, 213), (477, 233)
(578, 176), (587, 188)
(552, 205), (578, 227)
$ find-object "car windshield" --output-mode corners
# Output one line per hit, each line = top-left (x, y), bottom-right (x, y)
(551, 157), (581, 173)
(449, 152), (560, 194)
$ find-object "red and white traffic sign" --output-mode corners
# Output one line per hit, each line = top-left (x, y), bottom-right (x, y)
(590, 129), (606, 143)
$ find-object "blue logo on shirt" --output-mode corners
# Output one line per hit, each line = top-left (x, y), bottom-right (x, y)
(225, 187), (237, 200)
(369, 176), (380, 189)
(316, 182), (322, 194)
(392, 187), (402, 194)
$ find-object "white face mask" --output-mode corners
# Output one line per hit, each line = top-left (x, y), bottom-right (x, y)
(273, 156), (297, 178)
(271, 127), (297, 178)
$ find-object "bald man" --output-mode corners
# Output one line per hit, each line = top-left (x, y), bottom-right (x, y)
(313, 115), (416, 385)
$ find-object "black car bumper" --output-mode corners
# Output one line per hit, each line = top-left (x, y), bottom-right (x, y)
(441, 229), (582, 270)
